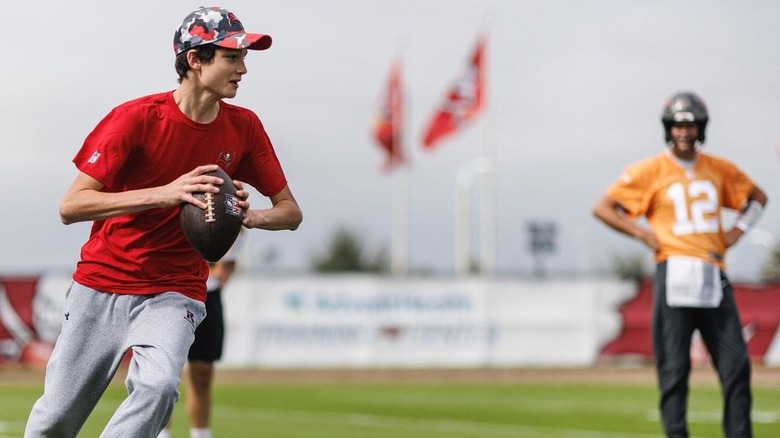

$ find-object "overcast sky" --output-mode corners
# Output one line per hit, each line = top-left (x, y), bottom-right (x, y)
(3, 0), (779, 281)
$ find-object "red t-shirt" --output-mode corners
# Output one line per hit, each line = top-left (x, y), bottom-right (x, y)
(71, 91), (287, 301)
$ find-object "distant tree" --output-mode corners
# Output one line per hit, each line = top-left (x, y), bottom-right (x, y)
(611, 252), (651, 281)
(760, 244), (780, 283)
(311, 227), (389, 273)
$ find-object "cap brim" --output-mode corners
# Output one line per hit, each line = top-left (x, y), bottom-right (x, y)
(215, 32), (272, 51)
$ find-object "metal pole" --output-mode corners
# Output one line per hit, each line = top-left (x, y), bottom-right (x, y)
(391, 164), (409, 275)
(456, 168), (473, 276)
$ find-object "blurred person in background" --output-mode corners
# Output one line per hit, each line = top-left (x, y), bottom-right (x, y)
(592, 91), (766, 438)
(159, 232), (245, 438)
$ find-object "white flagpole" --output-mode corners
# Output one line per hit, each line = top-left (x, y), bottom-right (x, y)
(391, 150), (409, 275)
(456, 167), (472, 276)
(453, 35), (493, 277)
(390, 58), (409, 276)
(456, 156), (490, 276)
(479, 115), (496, 277)
(479, 35), (495, 277)
(478, 34), (495, 277)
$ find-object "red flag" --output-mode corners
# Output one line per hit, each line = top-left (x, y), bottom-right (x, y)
(373, 60), (404, 170)
(422, 37), (486, 149)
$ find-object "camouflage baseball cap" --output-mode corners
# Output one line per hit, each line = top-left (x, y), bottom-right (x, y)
(173, 7), (272, 55)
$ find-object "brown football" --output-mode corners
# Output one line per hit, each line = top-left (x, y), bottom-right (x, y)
(179, 167), (243, 262)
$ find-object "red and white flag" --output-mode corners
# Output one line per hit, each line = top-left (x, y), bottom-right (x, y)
(373, 60), (404, 170)
(422, 37), (486, 149)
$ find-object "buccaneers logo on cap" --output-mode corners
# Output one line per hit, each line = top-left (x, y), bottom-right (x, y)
(226, 12), (239, 25)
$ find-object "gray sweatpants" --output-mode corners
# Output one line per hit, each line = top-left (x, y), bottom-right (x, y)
(24, 281), (206, 438)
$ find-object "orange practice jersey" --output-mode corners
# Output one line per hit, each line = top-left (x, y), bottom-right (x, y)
(606, 151), (755, 269)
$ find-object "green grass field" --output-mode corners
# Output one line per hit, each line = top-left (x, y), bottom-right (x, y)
(2, 367), (779, 437)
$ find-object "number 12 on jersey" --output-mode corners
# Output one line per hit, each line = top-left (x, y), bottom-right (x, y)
(667, 181), (719, 236)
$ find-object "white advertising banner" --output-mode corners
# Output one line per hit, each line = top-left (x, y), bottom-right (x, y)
(222, 276), (635, 368)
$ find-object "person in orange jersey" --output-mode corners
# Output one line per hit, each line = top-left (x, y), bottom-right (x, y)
(593, 91), (767, 438)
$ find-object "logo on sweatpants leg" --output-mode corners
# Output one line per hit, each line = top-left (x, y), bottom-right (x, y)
(184, 310), (195, 328)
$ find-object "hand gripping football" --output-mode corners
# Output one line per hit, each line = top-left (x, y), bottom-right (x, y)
(179, 167), (243, 262)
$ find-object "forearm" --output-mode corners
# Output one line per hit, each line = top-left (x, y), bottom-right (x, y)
(593, 199), (641, 239)
(60, 165), (223, 225)
(732, 186), (768, 233)
(60, 187), (169, 225)
(724, 186), (769, 247)
(593, 195), (659, 250)
(597, 212), (645, 240)
(245, 199), (302, 231)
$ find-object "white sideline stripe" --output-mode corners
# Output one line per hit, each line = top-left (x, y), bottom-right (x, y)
(0, 420), (23, 431)
(0, 420), (25, 435)
(646, 410), (779, 424)
(217, 406), (662, 438)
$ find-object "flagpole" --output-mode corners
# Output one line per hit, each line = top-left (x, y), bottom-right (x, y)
(455, 167), (472, 276)
(391, 57), (408, 276)
(421, 35), (487, 276)
(476, 0), (496, 276)
(457, 156), (494, 275)
(391, 167), (408, 275)
(373, 57), (408, 276)
(391, 111), (409, 276)
(479, 112), (496, 277)
(479, 35), (495, 277)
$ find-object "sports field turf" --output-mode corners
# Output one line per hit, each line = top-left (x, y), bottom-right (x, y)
(1, 367), (779, 437)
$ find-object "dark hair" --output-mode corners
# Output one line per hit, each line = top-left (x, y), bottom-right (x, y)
(175, 44), (218, 83)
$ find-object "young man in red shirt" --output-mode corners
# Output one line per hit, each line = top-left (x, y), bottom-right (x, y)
(24, 7), (302, 437)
